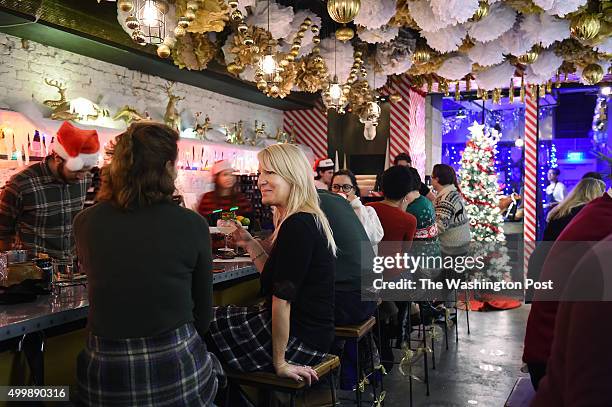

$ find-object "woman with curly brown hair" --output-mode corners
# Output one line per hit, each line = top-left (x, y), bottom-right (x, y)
(74, 122), (223, 406)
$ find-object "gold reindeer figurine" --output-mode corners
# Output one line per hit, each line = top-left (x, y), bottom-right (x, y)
(163, 82), (184, 132)
(43, 79), (79, 121)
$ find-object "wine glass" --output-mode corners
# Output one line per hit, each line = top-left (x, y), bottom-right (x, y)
(217, 219), (236, 252)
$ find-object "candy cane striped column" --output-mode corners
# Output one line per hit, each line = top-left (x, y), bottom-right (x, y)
(284, 106), (328, 161)
(523, 86), (539, 276)
(390, 76), (427, 177)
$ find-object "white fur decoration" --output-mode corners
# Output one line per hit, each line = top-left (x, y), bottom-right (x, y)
(247, 1), (294, 40)
(358, 26), (399, 44)
(354, 0), (397, 30)
(280, 10), (321, 57)
(408, 0), (450, 32)
(467, 2), (516, 43)
(467, 40), (506, 66)
(536, 0), (587, 17)
(596, 37), (612, 54)
(498, 28), (535, 56)
(365, 64), (388, 89)
(520, 13), (570, 48)
(436, 55), (472, 80)
(430, 0), (480, 27)
(422, 24), (467, 53)
(319, 36), (354, 83)
(474, 62), (516, 90)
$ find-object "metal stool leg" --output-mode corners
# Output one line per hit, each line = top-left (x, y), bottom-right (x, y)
(454, 289), (459, 343)
(367, 331), (379, 403)
(419, 306), (430, 397)
(330, 367), (338, 406)
(431, 326), (436, 370)
(465, 288), (471, 335)
(356, 337), (361, 406)
(290, 392), (296, 407)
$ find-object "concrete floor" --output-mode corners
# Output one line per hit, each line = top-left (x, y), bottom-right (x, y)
(340, 305), (531, 407)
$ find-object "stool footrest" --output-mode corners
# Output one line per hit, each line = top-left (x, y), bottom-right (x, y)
(224, 355), (340, 391)
(335, 316), (376, 338)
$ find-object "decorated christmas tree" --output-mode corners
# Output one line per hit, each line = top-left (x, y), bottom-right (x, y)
(459, 122), (506, 243)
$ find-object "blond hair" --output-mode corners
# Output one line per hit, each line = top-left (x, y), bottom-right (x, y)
(547, 177), (606, 221)
(258, 144), (337, 255)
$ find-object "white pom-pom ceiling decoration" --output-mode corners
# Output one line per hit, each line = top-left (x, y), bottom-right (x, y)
(365, 64), (389, 89)
(319, 36), (354, 83)
(247, 1), (294, 40)
(524, 50), (563, 84)
(468, 40), (506, 67)
(358, 26), (399, 44)
(596, 37), (612, 55)
(498, 28), (535, 56)
(408, 0), (450, 32)
(520, 13), (570, 48)
(468, 2), (516, 43)
(535, 0), (587, 17)
(430, 0), (480, 27)
(422, 24), (467, 53)
(354, 0), (397, 30)
(436, 55), (472, 80)
(474, 62), (516, 90)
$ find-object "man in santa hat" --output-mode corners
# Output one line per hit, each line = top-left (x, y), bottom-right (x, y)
(0, 121), (100, 260)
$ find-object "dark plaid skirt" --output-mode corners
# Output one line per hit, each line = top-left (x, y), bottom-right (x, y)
(207, 305), (326, 372)
(77, 323), (225, 406)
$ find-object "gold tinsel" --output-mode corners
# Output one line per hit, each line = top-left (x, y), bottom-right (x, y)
(265, 59), (298, 98)
(295, 55), (326, 93)
(176, 0), (230, 33)
(348, 80), (374, 118)
(172, 33), (217, 70)
(406, 54), (445, 76)
(554, 38), (602, 67)
(389, 0), (419, 29)
(504, 0), (543, 14)
(228, 27), (272, 70)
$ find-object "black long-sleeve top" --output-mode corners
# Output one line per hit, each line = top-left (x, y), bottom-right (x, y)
(74, 201), (213, 339)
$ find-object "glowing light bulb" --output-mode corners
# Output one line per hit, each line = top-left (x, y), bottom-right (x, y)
(602, 86), (611, 96)
(142, 1), (158, 27)
(329, 83), (342, 100)
(514, 138), (524, 148)
(260, 54), (277, 75)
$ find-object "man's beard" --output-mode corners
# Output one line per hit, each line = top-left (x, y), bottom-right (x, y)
(56, 160), (74, 183)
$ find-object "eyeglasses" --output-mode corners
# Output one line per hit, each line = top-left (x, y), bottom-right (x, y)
(331, 184), (354, 193)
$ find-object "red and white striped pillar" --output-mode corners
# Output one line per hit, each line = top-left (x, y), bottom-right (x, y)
(523, 86), (539, 275)
(283, 106), (328, 162)
(389, 76), (427, 178)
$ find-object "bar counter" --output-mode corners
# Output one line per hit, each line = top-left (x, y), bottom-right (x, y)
(0, 259), (259, 388)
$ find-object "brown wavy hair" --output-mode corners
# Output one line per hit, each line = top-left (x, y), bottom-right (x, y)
(97, 122), (179, 210)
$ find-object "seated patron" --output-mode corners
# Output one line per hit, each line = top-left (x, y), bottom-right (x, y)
(206, 144), (336, 385)
(74, 122), (222, 406)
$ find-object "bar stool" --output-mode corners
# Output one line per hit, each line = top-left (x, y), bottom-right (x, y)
(224, 354), (340, 407)
(335, 316), (382, 406)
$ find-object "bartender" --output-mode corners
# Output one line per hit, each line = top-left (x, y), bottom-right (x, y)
(0, 121), (99, 260)
(544, 168), (566, 210)
(197, 160), (252, 218)
(314, 158), (335, 189)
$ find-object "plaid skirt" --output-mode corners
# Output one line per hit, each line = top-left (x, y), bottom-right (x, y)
(77, 323), (225, 406)
(207, 305), (326, 372)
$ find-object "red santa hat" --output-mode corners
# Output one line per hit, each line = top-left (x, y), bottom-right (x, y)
(51, 122), (100, 171)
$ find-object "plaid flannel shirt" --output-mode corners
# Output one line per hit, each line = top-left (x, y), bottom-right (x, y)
(0, 157), (90, 260)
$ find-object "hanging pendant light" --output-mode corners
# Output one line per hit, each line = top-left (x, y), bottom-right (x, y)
(255, 0), (283, 96)
(323, 36), (347, 112)
(134, 0), (167, 45)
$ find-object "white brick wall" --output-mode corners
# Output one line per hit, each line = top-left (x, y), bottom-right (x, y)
(0, 33), (283, 130)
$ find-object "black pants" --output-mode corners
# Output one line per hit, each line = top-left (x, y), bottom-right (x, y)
(527, 362), (547, 390)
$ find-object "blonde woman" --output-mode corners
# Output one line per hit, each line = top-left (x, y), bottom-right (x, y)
(206, 144), (336, 385)
(543, 177), (606, 241)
